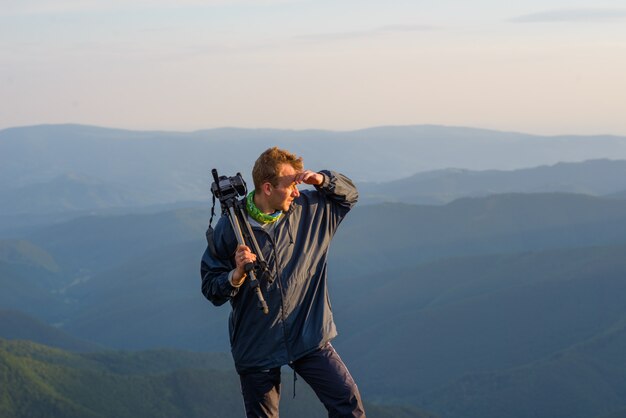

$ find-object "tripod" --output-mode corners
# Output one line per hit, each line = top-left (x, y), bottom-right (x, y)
(211, 169), (270, 315)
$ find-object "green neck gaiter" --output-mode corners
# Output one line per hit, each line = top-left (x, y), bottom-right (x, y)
(246, 191), (283, 224)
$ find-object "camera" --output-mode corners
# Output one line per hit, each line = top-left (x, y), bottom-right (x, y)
(211, 169), (247, 203)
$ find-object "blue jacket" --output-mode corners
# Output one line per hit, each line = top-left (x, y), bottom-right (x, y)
(201, 170), (358, 373)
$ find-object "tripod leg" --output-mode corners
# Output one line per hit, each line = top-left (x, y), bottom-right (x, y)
(227, 206), (269, 315)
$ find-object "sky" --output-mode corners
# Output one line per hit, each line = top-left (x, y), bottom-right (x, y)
(2, 0), (626, 135)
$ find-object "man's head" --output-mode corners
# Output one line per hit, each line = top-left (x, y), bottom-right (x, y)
(252, 147), (304, 213)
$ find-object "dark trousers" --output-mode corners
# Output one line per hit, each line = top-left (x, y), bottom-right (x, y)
(239, 342), (366, 418)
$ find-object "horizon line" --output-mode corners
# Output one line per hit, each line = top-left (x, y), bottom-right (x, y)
(1, 122), (624, 139)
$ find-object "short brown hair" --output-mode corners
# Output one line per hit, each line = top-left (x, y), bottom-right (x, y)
(252, 147), (303, 190)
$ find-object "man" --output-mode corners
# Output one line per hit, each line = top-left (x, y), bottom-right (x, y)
(201, 147), (366, 418)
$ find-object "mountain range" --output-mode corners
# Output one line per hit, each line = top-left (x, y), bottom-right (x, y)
(3, 124), (626, 417)
(2, 190), (626, 417)
(3, 124), (626, 216)
(358, 159), (626, 205)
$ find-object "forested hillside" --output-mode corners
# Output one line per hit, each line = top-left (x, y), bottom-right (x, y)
(0, 339), (436, 418)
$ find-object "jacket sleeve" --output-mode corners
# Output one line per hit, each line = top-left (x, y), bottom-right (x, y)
(314, 170), (358, 229)
(200, 217), (240, 306)
(316, 170), (358, 209)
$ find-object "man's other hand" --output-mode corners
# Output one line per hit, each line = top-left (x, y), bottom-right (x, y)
(295, 170), (324, 186)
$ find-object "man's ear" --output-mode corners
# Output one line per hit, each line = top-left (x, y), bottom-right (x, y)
(261, 182), (272, 196)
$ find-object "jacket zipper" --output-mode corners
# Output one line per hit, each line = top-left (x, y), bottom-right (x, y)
(251, 221), (293, 363)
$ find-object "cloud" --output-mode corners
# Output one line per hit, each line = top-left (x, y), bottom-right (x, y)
(2, 0), (303, 16)
(509, 8), (626, 23)
(378, 24), (438, 32)
(295, 24), (436, 43)
(3, 0), (87, 15)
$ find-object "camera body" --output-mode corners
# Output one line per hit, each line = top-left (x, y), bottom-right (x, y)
(211, 169), (247, 203)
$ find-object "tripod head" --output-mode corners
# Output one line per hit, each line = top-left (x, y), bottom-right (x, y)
(211, 169), (247, 210)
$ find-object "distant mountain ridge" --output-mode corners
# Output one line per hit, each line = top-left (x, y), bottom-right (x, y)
(3, 124), (626, 216)
(6, 158), (626, 235)
(333, 192), (626, 277)
(0, 310), (101, 352)
(0, 172), (149, 215)
(359, 159), (626, 205)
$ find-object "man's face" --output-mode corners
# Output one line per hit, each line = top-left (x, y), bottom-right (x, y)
(268, 163), (300, 212)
